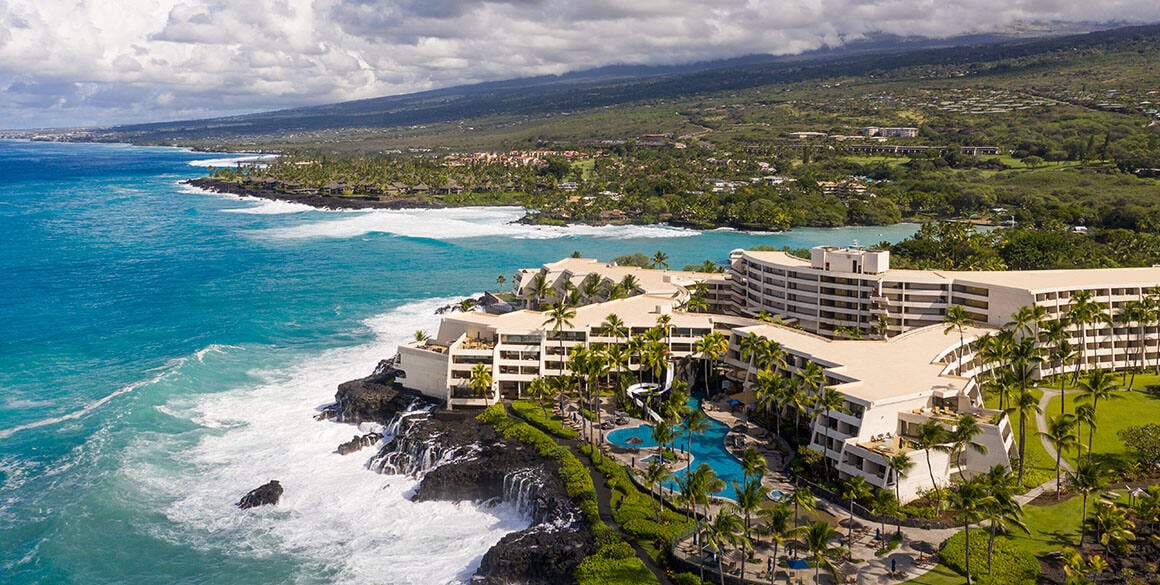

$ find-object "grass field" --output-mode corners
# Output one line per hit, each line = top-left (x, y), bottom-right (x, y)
(1044, 377), (1160, 466)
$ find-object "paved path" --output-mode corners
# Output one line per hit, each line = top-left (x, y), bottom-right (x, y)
(1019, 386), (1072, 505)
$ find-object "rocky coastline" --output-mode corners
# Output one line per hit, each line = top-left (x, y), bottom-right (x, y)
(316, 360), (593, 585)
(186, 178), (449, 211)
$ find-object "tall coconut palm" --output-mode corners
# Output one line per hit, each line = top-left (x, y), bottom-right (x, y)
(947, 412), (988, 472)
(602, 313), (627, 345)
(643, 458), (672, 520)
(1077, 368), (1120, 454)
(1075, 403), (1097, 459)
(741, 447), (766, 483)
(1008, 337), (1043, 411)
(841, 476), (872, 548)
(543, 303), (576, 376)
(757, 503), (795, 580)
(916, 420), (950, 514)
(798, 521), (842, 585)
(1121, 299), (1153, 388)
(948, 476), (994, 585)
(1049, 338), (1077, 415)
(886, 452), (915, 535)
(469, 363), (494, 404)
(701, 508), (746, 585)
(651, 419), (678, 464)
(651, 250), (670, 270)
(732, 477), (769, 546)
(1009, 304), (1049, 342)
(528, 271), (551, 310)
(754, 368), (789, 437)
(694, 331), (729, 393)
(619, 274), (641, 296)
(944, 305), (975, 374)
(1039, 413), (1080, 499)
(980, 465), (1027, 573)
(739, 333), (766, 386)
(1069, 459), (1106, 548)
(1008, 389), (1041, 485)
(683, 407), (712, 464)
(1068, 289), (1103, 376)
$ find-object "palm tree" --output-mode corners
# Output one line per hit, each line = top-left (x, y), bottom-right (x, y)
(528, 271), (551, 310)
(1078, 369), (1120, 454)
(1075, 403), (1097, 459)
(468, 363), (493, 404)
(1069, 459), (1105, 548)
(739, 333), (766, 386)
(799, 521), (843, 585)
(1122, 299), (1154, 388)
(791, 485), (817, 529)
(651, 419), (678, 464)
(1091, 500), (1135, 557)
(870, 488), (900, 541)
(886, 452), (915, 535)
(651, 250), (670, 270)
(741, 447), (766, 484)
(1008, 389), (1041, 485)
(619, 274), (640, 296)
(694, 331), (729, 393)
(543, 303), (576, 375)
(944, 305), (975, 374)
(701, 508), (746, 585)
(602, 313), (627, 345)
(732, 477), (768, 547)
(1068, 290), (1103, 375)
(947, 412), (988, 473)
(978, 465), (1028, 573)
(655, 313), (673, 353)
(918, 420), (946, 510)
(684, 407), (712, 464)
(1050, 338), (1077, 415)
(754, 368), (789, 437)
(527, 376), (550, 414)
(1039, 413), (1080, 499)
(757, 503), (795, 580)
(842, 475), (872, 549)
(643, 458), (672, 519)
(948, 476), (994, 585)
(495, 273), (506, 292)
(1008, 337), (1043, 411)
(1009, 304), (1049, 342)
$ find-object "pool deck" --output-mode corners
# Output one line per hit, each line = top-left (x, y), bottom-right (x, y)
(559, 392), (956, 585)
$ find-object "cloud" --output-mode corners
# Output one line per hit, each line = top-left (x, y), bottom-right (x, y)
(0, 0), (1157, 129)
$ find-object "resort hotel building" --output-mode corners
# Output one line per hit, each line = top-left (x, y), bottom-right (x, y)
(394, 247), (1160, 502)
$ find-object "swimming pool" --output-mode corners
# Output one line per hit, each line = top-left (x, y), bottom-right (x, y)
(606, 397), (754, 501)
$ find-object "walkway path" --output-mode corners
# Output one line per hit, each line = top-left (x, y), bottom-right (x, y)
(1018, 385), (1072, 506)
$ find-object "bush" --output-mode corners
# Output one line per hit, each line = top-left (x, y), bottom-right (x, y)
(574, 555), (658, 585)
(939, 530), (1038, 585)
(511, 400), (579, 439)
(672, 572), (704, 585)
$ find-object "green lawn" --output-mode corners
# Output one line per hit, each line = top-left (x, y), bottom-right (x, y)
(1044, 381), (1160, 467)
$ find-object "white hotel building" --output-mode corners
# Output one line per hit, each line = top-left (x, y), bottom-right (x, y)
(395, 247), (1160, 501)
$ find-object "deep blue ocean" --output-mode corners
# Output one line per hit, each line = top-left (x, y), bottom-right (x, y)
(0, 140), (918, 585)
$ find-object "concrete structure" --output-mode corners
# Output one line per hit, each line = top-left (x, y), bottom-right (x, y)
(730, 247), (1160, 377)
(395, 247), (1160, 501)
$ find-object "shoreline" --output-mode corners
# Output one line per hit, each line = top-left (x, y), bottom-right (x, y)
(185, 178), (452, 211)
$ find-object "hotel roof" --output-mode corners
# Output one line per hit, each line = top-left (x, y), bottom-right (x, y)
(736, 321), (991, 405)
(441, 294), (716, 333)
(740, 250), (1160, 291)
(517, 257), (722, 297)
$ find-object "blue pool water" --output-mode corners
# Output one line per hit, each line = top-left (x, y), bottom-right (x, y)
(607, 397), (752, 501)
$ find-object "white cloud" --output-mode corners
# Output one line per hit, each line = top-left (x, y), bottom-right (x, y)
(0, 0), (1157, 128)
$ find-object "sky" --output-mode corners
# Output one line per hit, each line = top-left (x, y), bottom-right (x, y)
(1, 1), (1158, 130)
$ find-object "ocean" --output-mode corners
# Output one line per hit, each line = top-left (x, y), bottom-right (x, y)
(0, 140), (918, 585)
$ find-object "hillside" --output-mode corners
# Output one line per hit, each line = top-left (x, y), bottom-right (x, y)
(56, 24), (1160, 152)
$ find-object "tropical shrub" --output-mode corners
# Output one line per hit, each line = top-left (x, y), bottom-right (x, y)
(939, 530), (1039, 585)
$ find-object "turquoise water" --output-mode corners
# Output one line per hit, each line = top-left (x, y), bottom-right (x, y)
(0, 140), (917, 585)
(608, 397), (750, 501)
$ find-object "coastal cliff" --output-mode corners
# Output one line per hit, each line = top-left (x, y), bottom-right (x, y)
(320, 365), (593, 585)
(186, 178), (447, 211)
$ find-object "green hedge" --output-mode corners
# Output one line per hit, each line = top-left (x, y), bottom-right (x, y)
(939, 530), (1039, 585)
(477, 406), (660, 585)
(510, 400), (579, 439)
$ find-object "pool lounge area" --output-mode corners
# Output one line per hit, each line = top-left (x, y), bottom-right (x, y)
(606, 397), (753, 501)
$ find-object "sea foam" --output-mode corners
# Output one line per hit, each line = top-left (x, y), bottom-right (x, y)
(125, 297), (528, 584)
(254, 205), (700, 241)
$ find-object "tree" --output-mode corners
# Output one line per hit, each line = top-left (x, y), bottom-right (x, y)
(1040, 414), (1080, 499)
(798, 521), (842, 585)
(495, 273), (506, 292)
(979, 465), (1028, 573)
(651, 419), (678, 464)
(948, 476), (994, 585)
(944, 305), (975, 373)
(1068, 290), (1103, 375)
(1117, 423), (1160, 470)
(732, 477), (768, 548)
(756, 503), (795, 581)
(543, 303), (576, 375)
(413, 329), (430, 342)
(1008, 389), (1041, 484)
(947, 412), (988, 472)
(1077, 369), (1120, 454)
(916, 419), (950, 514)
(841, 476), (872, 550)
(694, 331), (729, 393)
(528, 272), (551, 310)
(754, 368), (789, 437)
(886, 452), (915, 535)
(643, 458), (672, 520)
(650, 250), (670, 270)
(741, 447), (766, 484)
(1069, 460), (1106, 548)
(684, 407), (712, 464)
(1075, 403), (1097, 459)
(701, 508), (746, 585)
(469, 363), (493, 404)
(1091, 500), (1135, 557)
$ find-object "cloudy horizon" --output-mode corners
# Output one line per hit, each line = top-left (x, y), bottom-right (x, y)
(1, 0), (1158, 130)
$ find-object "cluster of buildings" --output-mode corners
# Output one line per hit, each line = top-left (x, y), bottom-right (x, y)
(394, 246), (1160, 501)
